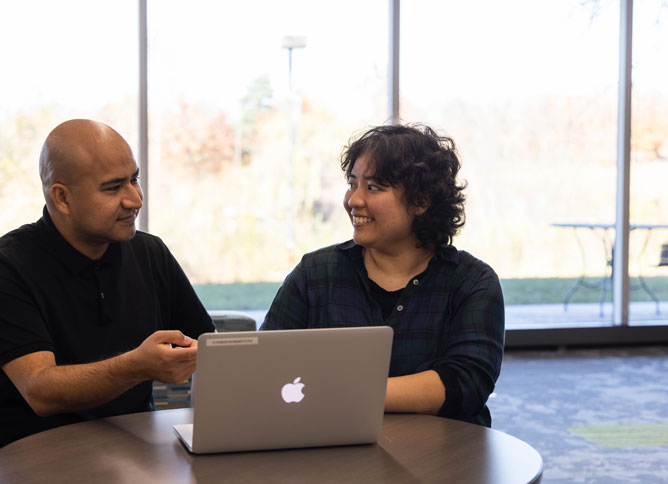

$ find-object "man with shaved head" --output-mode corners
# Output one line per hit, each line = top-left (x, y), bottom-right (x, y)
(0, 119), (213, 447)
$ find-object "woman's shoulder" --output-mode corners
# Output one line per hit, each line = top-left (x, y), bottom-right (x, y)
(301, 240), (356, 259)
(456, 249), (494, 271)
(434, 245), (500, 285)
(299, 240), (361, 270)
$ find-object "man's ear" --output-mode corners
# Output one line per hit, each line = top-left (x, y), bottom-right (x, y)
(50, 183), (71, 216)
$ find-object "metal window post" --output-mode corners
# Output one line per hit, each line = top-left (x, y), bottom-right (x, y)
(388, 0), (400, 124)
(613, 0), (633, 326)
(138, 0), (149, 232)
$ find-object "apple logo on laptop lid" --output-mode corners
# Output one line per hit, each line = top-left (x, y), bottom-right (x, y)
(281, 377), (305, 403)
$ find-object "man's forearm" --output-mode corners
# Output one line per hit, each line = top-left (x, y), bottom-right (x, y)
(3, 330), (198, 417)
(384, 370), (445, 415)
(9, 350), (146, 417)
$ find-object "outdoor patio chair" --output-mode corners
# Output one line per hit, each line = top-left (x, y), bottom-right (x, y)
(659, 243), (668, 267)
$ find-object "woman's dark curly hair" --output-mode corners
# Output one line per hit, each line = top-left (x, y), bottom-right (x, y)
(340, 124), (466, 247)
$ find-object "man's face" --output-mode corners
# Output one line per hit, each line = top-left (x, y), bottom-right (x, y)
(66, 141), (143, 251)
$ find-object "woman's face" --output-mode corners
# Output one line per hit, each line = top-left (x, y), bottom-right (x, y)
(343, 154), (424, 254)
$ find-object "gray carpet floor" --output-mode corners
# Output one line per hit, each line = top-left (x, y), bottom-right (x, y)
(489, 345), (668, 484)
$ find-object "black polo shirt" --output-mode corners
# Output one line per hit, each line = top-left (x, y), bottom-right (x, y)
(0, 208), (213, 447)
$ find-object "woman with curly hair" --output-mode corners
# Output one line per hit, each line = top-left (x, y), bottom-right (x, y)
(262, 124), (504, 427)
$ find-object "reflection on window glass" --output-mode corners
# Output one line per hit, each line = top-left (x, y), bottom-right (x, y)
(402, 0), (619, 324)
(148, 0), (387, 287)
(0, 0), (137, 235)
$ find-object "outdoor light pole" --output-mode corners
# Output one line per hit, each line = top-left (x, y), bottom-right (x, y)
(282, 36), (306, 263)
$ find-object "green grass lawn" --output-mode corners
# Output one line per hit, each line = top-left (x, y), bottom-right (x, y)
(194, 277), (668, 310)
(194, 282), (282, 310)
(500, 276), (668, 305)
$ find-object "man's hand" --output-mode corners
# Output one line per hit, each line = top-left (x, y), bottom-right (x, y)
(128, 330), (198, 384)
(2, 330), (200, 417)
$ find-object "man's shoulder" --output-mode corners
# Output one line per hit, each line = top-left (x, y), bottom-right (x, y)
(121, 230), (174, 257)
(0, 221), (45, 261)
(0, 220), (42, 241)
(119, 231), (178, 273)
(127, 230), (168, 250)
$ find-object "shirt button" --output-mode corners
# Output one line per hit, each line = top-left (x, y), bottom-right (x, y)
(397, 305), (404, 311)
(412, 279), (419, 285)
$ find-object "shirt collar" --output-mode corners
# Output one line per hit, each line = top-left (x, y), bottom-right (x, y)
(336, 240), (364, 263)
(336, 239), (459, 264)
(40, 206), (120, 274)
(336, 239), (359, 252)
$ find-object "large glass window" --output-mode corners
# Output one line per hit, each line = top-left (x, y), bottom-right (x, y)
(147, 1), (387, 305)
(0, 0), (138, 235)
(629, 1), (668, 322)
(401, 0), (620, 327)
(3, 0), (665, 334)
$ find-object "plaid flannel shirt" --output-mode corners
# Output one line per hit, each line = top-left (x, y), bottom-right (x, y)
(262, 240), (505, 427)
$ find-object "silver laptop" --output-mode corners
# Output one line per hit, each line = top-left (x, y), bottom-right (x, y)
(173, 326), (393, 454)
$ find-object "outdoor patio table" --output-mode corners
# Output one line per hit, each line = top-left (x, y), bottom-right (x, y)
(551, 223), (668, 316)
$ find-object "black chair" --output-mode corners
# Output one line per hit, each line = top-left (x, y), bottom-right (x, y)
(210, 311), (257, 332)
(153, 311), (257, 408)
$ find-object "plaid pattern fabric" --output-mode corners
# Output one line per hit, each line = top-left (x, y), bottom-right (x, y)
(262, 240), (505, 427)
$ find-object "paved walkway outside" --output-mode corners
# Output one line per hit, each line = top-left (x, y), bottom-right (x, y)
(505, 301), (667, 328)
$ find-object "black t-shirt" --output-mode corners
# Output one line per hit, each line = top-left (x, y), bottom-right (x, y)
(0, 208), (214, 447)
(367, 277), (403, 321)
